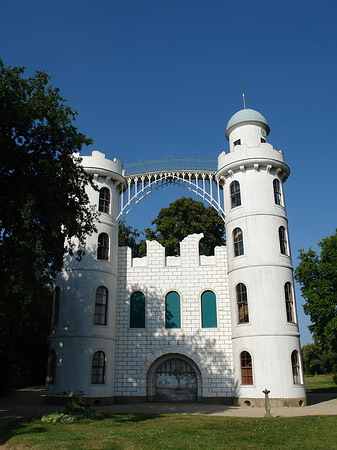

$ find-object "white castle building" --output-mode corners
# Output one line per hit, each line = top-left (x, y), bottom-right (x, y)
(46, 109), (306, 407)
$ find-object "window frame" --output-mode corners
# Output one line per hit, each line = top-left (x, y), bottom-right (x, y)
(279, 226), (288, 256)
(236, 283), (249, 324)
(233, 227), (244, 257)
(97, 233), (109, 260)
(230, 180), (241, 209)
(284, 282), (295, 323)
(91, 350), (106, 384)
(130, 290), (146, 328)
(273, 179), (282, 206)
(94, 286), (108, 326)
(165, 291), (181, 329)
(98, 187), (110, 214)
(240, 350), (253, 385)
(291, 350), (301, 384)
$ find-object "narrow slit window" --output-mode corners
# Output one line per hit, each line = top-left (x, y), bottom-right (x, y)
(99, 187), (110, 213)
(234, 139), (241, 146)
(273, 179), (282, 205)
(237, 283), (249, 323)
(230, 180), (241, 208)
(97, 233), (109, 260)
(53, 287), (60, 325)
(279, 226), (288, 255)
(233, 228), (244, 257)
(91, 351), (106, 384)
(241, 351), (253, 385)
(95, 286), (108, 325)
(291, 350), (300, 384)
(285, 282), (294, 323)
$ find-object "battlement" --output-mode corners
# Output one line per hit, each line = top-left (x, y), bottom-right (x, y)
(118, 233), (227, 269)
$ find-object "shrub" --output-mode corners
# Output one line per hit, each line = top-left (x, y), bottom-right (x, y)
(333, 374), (337, 386)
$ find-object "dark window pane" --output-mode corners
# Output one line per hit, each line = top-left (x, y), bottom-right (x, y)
(201, 291), (217, 328)
(130, 291), (145, 328)
(99, 188), (110, 213)
(165, 291), (181, 328)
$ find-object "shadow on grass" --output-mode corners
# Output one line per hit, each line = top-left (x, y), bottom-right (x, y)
(0, 419), (48, 446)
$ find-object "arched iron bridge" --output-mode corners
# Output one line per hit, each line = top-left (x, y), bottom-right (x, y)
(117, 158), (225, 220)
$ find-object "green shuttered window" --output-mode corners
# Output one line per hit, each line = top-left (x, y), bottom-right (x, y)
(201, 290), (217, 328)
(165, 291), (181, 328)
(130, 291), (145, 328)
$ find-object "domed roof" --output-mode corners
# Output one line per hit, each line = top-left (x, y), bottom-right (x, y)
(225, 108), (270, 140)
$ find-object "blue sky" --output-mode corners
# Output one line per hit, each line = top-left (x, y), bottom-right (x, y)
(2, 0), (337, 344)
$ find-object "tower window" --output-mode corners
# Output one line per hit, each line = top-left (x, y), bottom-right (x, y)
(97, 233), (109, 260)
(53, 287), (60, 326)
(291, 350), (300, 384)
(240, 351), (253, 385)
(91, 351), (106, 384)
(273, 179), (282, 206)
(99, 188), (110, 214)
(201, 290), (217, 328)
(165, 291), (181, 329)
(47, 349), (57, 384)
(130, 291), (145, 328)
(233, 139), (241, 147)
(233, 228), (244, 257)
(230, 180), (241, 208)
(279, 226), (288, 255)
(285, 282), (295, 323)
(94, 286), (108, 325)
(236, 283), (249, 323)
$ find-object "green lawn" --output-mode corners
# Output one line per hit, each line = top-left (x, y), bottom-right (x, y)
(305, 373), (337, 393)
(1, 414), (337, 450)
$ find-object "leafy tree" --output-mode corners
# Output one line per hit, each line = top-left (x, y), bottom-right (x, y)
(0, 60), (97, 388)
(294, 230), (337, 354)
(144, 197), (226, 256)
(118, 220), (144, 257)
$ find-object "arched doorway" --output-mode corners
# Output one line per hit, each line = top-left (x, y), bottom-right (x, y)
(151, 357), (198, 401)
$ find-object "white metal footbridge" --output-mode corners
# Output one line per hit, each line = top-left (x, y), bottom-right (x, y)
(117, 158), (225, 220)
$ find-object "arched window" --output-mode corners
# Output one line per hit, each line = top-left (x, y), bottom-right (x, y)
(130, 291), (145, 328)
(53, 287), (60, 325)
(99, 187), (110, 214)
(230, 180), (241, 208)
(233, 228), (244, 256)
(97, 233), (109, 260)
(284, 282), (294, 323)
(47, 349), (57, 384)
(291, 350), (300, 384)
(240, 351), (253, 385)
(201, 291), (217, 328)
(91, 351), (106, 384)
(165, 291), (181, 329)
(236, 283), (249, 323)
(273, 179), (282, 205)
(94, 287), (108, 325)
(279, 226), (288, 255)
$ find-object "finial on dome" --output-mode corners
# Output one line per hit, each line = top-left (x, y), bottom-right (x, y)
(243, 92), (246, 109)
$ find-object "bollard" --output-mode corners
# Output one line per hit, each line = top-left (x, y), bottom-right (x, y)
(263, 389), (272, 418)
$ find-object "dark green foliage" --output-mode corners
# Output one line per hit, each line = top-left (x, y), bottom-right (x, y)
(64, 396), (88, 415)
(0, 61), (97, 388)
(145, 197), (225, 256)
(118, 220), (144, 257)
(301, 343), (337, 375)
(294, 230), (337, 353)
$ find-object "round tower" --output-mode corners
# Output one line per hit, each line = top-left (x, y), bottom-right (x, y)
(217, 109), (306, 406)
(46, 150), (125, 403)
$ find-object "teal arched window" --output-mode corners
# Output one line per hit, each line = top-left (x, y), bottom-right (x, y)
(165, 291), (181, 328)
(201, 291), (217, 328)
(130, 291), (145, 328)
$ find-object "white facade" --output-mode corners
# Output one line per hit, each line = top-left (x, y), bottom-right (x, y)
(46, 109), (306, 407)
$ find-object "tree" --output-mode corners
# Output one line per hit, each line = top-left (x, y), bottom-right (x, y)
(118, 220), (144, 257)
(0, 61), (97, 388)
(144, 197), (226, 256)
(294, 230), (337, 354)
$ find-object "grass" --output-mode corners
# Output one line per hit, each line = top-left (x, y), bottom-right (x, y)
(305, 373), (337, 393)
(1, 414), (337, 450)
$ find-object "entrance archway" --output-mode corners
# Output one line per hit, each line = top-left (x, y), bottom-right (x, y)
(148, 354), (201, 402)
